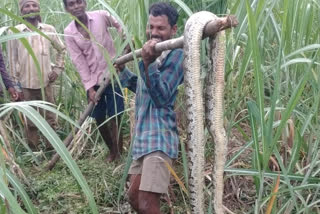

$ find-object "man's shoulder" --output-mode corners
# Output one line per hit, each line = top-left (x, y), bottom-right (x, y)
(88, 10), (108, 17)
(172, 48), (183, 54)
(162, 49), (184, 69)
(168, 48), (184, 60)
(64, 21), (75, 34)
(87, 10), (112, 21)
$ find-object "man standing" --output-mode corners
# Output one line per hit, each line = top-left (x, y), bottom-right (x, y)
(63, 0), (124, 162)
(0, 48), (19, 101)
(118, 3), (183, 213)
(7, 0), (65, 150)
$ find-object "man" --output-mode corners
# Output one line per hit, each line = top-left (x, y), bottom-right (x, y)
(118, 3), (183, 213)
(0, 48), (19, 101)
(63, 0), (124, 162)
(7, 0), (65, 150)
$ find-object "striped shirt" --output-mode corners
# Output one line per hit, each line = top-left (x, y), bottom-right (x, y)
(7, 23), (65, 89)
(120, 49), (184, 160)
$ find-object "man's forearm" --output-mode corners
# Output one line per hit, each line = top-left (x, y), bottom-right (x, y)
(143, 61), (152, 89)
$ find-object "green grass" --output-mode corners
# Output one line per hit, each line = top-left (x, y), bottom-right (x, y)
(1, 0), (320, 213)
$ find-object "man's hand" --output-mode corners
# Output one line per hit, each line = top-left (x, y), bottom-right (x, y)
(7, 87), (19, 101)
(48, 71), (58, 82)
(123, 43), (132, 55)
(141, 39), (161, 69)
(18, 92), (24, 101)
(88, 87), (97, 104)
(114, 63), (125, 73)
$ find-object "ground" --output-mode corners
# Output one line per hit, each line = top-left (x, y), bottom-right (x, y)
(11, 108), (256, 214)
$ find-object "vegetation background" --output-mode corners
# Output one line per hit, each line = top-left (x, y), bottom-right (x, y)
(0, 0), (320, 213)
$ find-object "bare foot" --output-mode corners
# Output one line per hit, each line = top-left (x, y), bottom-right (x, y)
(105, 153), (120, 163)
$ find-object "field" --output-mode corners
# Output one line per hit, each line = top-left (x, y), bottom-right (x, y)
(1, 0), (320, 213)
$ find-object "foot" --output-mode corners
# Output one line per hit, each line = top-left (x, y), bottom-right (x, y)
(105, 153), (120, 163)
(29, 144), (39, 152)
(44, 145), (54, 152)
(44, 141), (54, 152)
(27, 141), (39, 152)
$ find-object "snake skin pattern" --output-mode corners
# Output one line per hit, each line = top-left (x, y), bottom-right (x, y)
(183, 11), (227, 214)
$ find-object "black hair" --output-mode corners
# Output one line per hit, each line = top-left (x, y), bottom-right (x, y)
(149, 2), (178, 26)
(63, 0), (85, 7)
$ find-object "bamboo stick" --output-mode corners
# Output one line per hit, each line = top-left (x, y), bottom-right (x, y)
(115, 15), (238, 65)
(45, 15), (238, 170)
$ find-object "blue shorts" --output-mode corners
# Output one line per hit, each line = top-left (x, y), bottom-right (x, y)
(89, 84), (124, 121)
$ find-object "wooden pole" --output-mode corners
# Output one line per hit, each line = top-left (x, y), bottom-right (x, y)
(45, 15), (238, 170)
(115, 15), (238, 65)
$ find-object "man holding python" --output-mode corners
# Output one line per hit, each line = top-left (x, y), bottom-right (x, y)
(117, 2), (184, 213)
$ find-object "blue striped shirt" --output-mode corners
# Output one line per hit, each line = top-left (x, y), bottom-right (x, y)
(120, 49), (184, 160)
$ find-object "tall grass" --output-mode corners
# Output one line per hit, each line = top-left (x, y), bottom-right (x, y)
(226, 0), (320, 213)
(0, 0), (320, 213)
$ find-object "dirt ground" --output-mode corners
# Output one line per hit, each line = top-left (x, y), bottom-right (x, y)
(224, 122), (255, 213)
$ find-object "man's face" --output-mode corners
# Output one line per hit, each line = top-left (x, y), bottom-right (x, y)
(65, 0), (86, 18)
(21, 1), (40, 19)
(146, 15), (177, 42)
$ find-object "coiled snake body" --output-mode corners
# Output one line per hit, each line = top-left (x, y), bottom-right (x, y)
(183, 11), (227, 214)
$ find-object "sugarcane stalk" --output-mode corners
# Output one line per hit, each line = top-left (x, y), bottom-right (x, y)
(45, 15), (238, 171)
(0, 121), (29, 185)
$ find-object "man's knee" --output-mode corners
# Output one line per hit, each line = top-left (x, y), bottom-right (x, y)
(138, 191), (161, 214)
